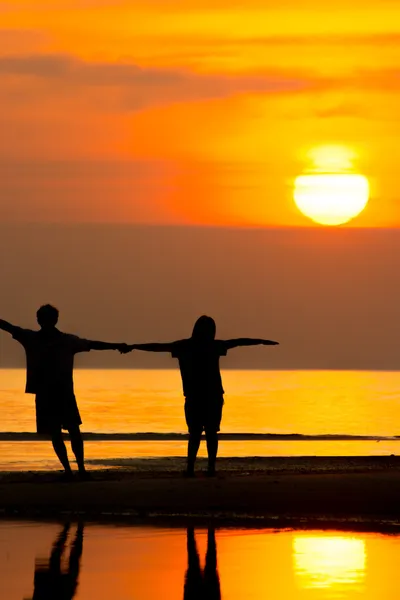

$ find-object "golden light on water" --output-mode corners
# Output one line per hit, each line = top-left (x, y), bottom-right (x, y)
(293, 535), (366, 589)
(294, 145), (370, 226)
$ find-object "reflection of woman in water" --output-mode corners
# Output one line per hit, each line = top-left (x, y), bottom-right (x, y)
(122, 315), (279, 476)
(184, 528), (221, 600)
(26, 522), (84, 600)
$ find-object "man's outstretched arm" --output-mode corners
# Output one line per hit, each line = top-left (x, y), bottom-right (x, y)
(224, 338), (279, 350)
(120, 342), (175, 354)
(0, 319), (16, 334)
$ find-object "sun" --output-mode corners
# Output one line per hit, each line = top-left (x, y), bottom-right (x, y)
(293, 146), (370, 226)
(294, 174), (369, 226)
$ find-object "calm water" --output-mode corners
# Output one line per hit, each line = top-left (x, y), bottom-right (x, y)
(1, 520), (399, 599)
(1, 368), (400, 469)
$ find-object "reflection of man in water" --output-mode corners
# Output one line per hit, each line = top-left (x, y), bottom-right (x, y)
(26, 523), (84, 600)
(184, 528), (221, 600)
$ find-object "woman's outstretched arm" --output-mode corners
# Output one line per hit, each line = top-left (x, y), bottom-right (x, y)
(223, 338), (279, 350)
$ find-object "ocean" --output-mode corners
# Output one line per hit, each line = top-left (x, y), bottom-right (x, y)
(1, 368), (400, 470)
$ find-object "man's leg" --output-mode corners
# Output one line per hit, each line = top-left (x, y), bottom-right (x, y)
(51, 428), (72, 474)
(68, 425), (87, 475)
(187, 429), (202, 476)
(184, 528), (203, 599)
(68, 523), (84, 597)
(37, 394), (72, 475)
(205, 430), (218, 476)
(49, 523), (70, 572)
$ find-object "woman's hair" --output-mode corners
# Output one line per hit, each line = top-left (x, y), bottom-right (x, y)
(191, 315), (216, 341)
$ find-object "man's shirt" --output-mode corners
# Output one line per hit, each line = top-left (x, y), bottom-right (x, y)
(11, 327), (91, 394)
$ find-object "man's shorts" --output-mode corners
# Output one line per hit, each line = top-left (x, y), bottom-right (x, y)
(35, 391), (82, 434)
(184, 396), (224, 434)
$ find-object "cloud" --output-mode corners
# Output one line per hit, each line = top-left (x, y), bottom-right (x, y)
(2, 0), (398, 9)
(3, 51), (400, 118)
(0, 28), (48, 44)
(142, 31), (400, 50)
(353, 68), (400, 91)
(313, 103), (364, 118)
(0, 53), (317, 110)
(0, 159), (176, 223)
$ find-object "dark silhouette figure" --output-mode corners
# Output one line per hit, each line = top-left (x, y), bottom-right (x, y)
(25, 522), (84, 600)
(122, 315), (279, 476)
(0, 305), (127, 479)
(184, 528), (221, 600)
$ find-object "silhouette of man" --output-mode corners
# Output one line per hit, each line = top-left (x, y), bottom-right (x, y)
(0, 305), (126, 479)
(24, 522), (84, 600)
(121, 315), (279, 476)
(184, 528), (221, 600)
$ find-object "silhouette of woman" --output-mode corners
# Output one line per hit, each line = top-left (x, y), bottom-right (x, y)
(184, 528), (221, 600)
(25, 522), (84, 600)
(122, 316), (279, 476)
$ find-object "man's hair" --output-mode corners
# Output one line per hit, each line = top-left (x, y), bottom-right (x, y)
(36, 304), (59, 326)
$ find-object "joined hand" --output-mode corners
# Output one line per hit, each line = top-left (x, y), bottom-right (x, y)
(116, 343), (132, 354)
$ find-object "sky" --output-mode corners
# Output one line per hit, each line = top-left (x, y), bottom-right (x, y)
(1, 223), (400, 370)
(2, 0), (400, 226)
(2, 1), (400, 368)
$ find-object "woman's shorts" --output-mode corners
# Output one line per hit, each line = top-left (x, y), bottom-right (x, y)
(184, 396), (224, 434)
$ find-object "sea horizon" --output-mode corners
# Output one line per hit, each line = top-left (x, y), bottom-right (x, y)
(1, 368), (400, 469)
(3, 366), (400, 372)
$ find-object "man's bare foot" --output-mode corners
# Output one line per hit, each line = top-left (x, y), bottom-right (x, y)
(78, 470), (92, 481)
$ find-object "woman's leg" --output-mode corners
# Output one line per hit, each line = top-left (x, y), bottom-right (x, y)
(205, 398), (223, 475)
(185, 399), (202, 476)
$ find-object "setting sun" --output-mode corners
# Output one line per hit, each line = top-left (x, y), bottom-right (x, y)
(293, 174), (370, 226)
(293, 145), (370, 226)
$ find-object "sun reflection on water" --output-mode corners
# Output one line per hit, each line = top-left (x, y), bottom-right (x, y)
(293, 534), (366, 590)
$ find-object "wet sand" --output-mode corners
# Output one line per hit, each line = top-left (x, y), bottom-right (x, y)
(1, 456), (400, 528)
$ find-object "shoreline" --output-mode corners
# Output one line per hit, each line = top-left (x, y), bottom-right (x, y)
(2, 511), (400, 535)
(2, 456), (400, 530)
(0, 432), (398, 441)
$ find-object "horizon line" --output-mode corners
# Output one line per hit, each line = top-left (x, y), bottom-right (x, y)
(0, 432), (397, 442)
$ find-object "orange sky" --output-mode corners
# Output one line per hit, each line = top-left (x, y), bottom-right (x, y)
(1, 1), (400, 226)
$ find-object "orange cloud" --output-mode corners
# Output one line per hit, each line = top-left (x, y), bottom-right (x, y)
(0, 53), (315, 108)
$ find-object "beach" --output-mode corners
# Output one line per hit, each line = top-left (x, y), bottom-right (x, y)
(2, 370), (400, 528)
(2, 456), (400, 529)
